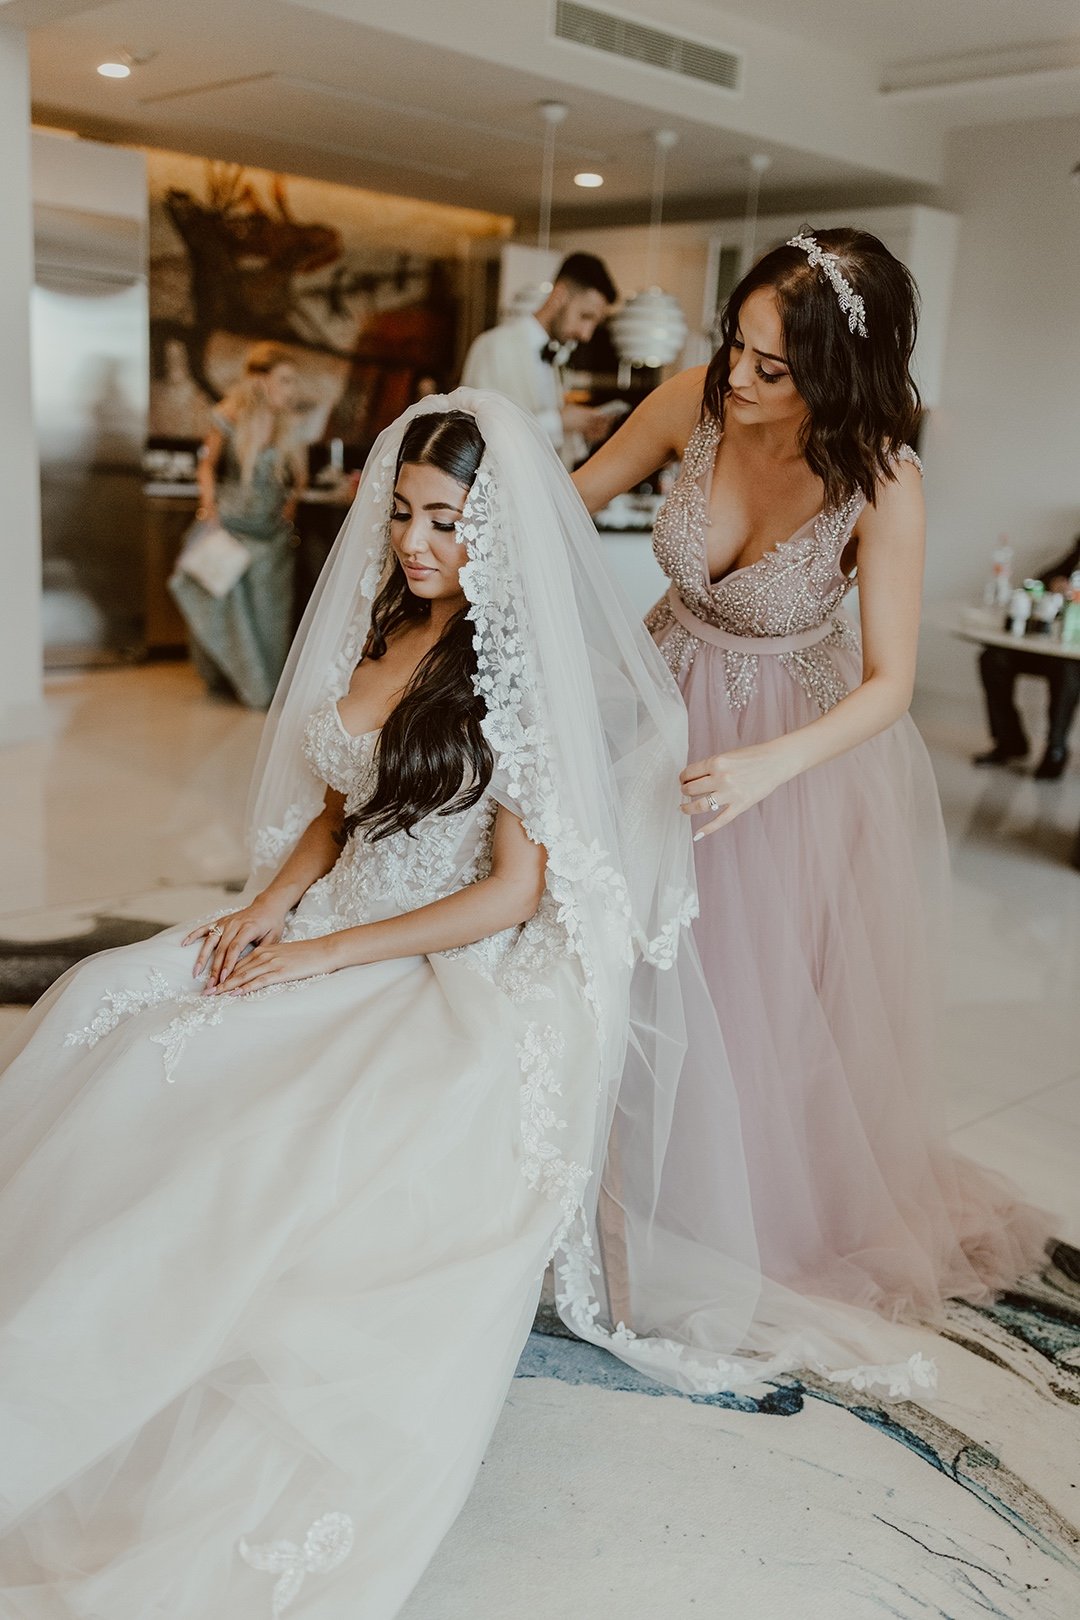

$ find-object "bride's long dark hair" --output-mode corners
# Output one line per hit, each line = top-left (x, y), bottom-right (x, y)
(343, 410), (493, 844)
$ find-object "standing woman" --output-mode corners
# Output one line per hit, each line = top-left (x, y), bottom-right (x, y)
(172, 342), (307, 708)
(575, 230), (1050, 1341)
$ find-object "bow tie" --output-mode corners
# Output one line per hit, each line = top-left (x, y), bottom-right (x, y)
(540, 339), (563, 366)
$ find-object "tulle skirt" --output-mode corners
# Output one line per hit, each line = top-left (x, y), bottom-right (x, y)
(0, 924), (597, 1618)
(675, 636), (1051, 1325)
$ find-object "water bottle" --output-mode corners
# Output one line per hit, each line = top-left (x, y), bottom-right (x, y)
(1007, 588), (1032, 638)
(984, 536), (1013, 607)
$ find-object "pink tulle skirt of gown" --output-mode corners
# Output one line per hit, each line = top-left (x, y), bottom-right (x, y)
(676, 633), (1051, 1328)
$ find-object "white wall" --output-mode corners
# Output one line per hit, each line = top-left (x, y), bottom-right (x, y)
(0, 24), (45, 746)
(919, 114), (1080, 693)
(31, 130), (147, 221)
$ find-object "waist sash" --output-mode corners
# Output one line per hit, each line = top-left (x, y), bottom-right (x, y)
(667, 586), (835, 655)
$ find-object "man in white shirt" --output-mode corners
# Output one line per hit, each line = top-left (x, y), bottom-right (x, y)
(461, 253), (618, 468)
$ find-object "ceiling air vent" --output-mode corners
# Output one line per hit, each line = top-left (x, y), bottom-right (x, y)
(554, 1), (741, 92)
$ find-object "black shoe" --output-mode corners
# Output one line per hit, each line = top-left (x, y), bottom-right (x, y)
(972, 746), (1026, 767)
(1034, 746), (1069, 781)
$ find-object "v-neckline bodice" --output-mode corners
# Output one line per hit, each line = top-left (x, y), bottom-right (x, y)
(698, 418), (827, 590)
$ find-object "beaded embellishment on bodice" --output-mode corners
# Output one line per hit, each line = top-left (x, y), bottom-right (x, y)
(647, 417), (921, 712)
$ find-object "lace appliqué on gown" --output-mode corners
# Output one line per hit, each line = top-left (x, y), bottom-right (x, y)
(553, 1214), (939, 1398)
(65, 967), (319, 1084)
(518, 1022), (589, 1230)
(239, 1510), (355, 1617)
(63, 970), (173, 1049)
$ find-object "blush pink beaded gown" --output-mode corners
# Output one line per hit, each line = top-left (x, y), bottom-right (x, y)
(645, 415), (1051, 1327)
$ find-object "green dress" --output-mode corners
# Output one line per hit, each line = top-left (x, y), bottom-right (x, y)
(170, 411), (295, 709)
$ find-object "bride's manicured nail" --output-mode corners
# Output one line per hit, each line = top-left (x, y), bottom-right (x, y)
(693, 831), (705, 843)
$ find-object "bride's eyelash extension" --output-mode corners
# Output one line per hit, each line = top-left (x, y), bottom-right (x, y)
(390, 509), (458, 533)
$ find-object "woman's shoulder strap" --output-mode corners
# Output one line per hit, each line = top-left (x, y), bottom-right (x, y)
(893, 443), (923, 476)
(683, 411), (721, 478)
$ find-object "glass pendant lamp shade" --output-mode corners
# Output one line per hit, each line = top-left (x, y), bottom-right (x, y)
(611, 286), (688, 368)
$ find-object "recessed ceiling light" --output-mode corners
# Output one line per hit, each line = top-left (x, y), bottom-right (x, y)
(97, 61), (132, 79)
(574, 172), (604, 189)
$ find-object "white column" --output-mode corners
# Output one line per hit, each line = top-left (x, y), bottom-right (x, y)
(0, 23), (45, 746)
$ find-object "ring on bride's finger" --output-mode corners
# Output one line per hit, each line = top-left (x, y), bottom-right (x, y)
(208, 924), (223, 939)
(707, 795), (720, 812)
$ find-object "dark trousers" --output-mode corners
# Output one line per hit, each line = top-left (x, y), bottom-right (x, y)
(978, 644), (1080, 755)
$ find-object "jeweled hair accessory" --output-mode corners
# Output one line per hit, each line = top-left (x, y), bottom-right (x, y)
(786, 230), (868, 338)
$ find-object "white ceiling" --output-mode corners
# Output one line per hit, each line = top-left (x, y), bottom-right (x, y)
(25, 0), (883, 217)
(19, 0), (1080, 221)
(699, 0), (1080, 72)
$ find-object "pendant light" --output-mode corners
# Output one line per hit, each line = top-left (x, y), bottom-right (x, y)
(611, 129), (688, 374)
(741, 152), (772, 273)
(506, 101), (567, 320)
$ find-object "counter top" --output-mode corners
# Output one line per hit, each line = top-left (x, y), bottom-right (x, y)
(143, 481), (354, 507)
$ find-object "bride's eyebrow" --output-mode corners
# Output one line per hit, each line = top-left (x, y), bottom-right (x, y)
(391, 489), (464, 514)
(754, 348), (788, 366)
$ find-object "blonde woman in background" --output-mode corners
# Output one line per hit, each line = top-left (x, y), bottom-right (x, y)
(171, 342), (308, 709)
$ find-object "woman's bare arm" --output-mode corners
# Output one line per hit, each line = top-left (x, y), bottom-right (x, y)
(196, 425), (225, 520)
(256, 790), (347, 913)
(682, 460), (927, 835)
(185, 788), (346, 983)
(216, 806), (549, 993)
(572, 366), (704, 515)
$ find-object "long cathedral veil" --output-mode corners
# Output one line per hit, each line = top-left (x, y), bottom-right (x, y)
(244, 388), (936, 1398)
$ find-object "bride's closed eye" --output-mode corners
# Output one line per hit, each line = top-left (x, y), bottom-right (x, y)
(390, 508), (459, 533)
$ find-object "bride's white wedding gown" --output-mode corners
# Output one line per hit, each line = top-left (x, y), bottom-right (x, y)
(0, 697), (599, 1618)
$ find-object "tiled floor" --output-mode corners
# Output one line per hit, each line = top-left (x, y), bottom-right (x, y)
(1, 662), (1078, 1240)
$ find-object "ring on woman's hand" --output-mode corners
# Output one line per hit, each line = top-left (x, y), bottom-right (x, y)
(208, 924), (223, 939)
(707, 795), (720, 812)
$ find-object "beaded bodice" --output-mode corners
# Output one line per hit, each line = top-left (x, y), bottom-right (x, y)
(647, 417), (921, 712)
(651, 417), (867, 638)
(294, 698), (500, 932)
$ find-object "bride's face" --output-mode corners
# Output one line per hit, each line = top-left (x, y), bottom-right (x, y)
(390, 462), (470, 603)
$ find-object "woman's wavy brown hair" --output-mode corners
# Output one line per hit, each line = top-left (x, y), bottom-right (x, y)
(703, 229), (921, 508)
(342, 410), (493, 845)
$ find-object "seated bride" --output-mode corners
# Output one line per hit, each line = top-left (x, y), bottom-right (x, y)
(0, 393), (700, 1619)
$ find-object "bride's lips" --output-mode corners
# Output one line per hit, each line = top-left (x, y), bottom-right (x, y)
(403, 562), (435, 578)
(728, 389), (754, 405)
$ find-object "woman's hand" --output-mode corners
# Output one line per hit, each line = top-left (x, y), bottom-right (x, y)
(282, 494), (299, 526)
(184, 897), (289, 988)
(680, 740), (793, 840)
(207, 936), (346, 996)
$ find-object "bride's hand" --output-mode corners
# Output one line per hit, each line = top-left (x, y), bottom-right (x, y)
(208, 936), (343, 997)
(680, 741), (792, 839)
(184, 896), (288, 988)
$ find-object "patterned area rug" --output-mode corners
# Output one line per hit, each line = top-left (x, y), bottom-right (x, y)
(0, 884), (241, 1005)
(401, 1254), (1080, 1618)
